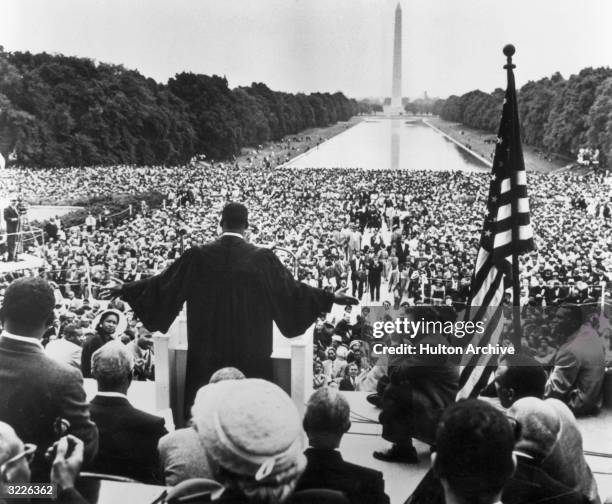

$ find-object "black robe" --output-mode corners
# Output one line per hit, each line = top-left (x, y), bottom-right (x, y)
(122, 235), (334, 415)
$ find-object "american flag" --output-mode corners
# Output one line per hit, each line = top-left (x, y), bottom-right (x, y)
(457, 47), (535, 399)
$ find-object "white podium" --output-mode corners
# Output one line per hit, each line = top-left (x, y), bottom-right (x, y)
(153, 307), (314, 426)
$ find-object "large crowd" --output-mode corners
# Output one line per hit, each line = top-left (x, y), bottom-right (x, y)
(0, 276), (610, 504)
(0, 157), (611, 503)
(1, 163), (611, 297)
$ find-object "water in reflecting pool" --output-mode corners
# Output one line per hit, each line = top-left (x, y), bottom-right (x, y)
(286, 119), (490, 172)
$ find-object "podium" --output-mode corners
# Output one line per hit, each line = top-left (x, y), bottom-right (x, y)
(153, 307), (314, 427)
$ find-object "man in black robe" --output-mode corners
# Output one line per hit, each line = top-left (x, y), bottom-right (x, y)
(105, 203), (357, 416)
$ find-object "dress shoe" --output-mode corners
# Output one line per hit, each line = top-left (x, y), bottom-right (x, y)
(366, 393), (382, 408)
(373, 444), (419, 463)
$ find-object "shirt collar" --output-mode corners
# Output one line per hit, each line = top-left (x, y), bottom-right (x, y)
(221, 232), (244, 240)
(1, 331), (44, 350)
(96, 391), (129, 400)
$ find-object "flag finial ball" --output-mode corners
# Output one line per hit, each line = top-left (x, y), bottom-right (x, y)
(503, 44), (516, 57)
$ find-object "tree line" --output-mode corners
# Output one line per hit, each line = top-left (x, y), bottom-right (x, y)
(0, 48), (374, 167)
(435, 67), (612, 167)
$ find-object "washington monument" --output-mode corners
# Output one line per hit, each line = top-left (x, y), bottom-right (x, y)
(385, 3), (403, 115)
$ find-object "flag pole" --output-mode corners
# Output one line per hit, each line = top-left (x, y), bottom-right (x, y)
(504, 44), (523, 351)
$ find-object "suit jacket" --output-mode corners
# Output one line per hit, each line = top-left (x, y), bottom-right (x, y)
(380, 333), (459, 445)
(297, 448), (390, 504)
(542, 399), (600, 504)
(338, 377), (357, 391)
(3, 205), (18, 231)
(404, 456), (587, 504)
(158, 426), (211, 486)
(0, 335), (98, 482)
(81, 332), (114, 378)
(89, 394), (167, 484)
(503, 454), (588, 504)
(545, 325), (605, 416)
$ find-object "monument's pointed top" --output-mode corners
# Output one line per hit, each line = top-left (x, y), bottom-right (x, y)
(395, 2), (401, 11)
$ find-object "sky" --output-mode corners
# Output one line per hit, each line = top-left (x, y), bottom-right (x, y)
(1, 0), (610, 100)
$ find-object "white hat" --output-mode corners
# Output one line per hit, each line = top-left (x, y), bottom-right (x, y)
(191, 379), (305, 482)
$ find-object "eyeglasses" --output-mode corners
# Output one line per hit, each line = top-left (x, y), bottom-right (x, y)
(0, 443), (37, 477)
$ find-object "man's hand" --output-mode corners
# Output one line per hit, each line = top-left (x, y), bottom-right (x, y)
(333, 287), (359, 306)
(50, 435), (84, 491)
(99, 277), (124, 300)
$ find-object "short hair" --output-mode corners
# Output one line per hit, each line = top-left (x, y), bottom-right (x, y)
(434, 399), (515, 504)
(303, 387), (350, 435)
(509, 397), (560, 459)
(61, 324), (81, 340)
(221, 203), (248, 229)
(209, 367), (246, 383)
(91, 342), (134, 389)
(498, 353), (546, 400)
(0, 278), (55, 331)
(555, 304), (583, 333)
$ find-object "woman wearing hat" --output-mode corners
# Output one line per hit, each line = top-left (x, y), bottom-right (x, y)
(80, 308), (127, 378)
(189, 379), (306, 503)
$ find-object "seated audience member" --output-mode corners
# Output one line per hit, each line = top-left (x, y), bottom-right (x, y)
(126, 322), (154, 380)
(545, 304), (605, 416)
(191, 379), (306, 503)
(158, 367), (246, 486)
(494, 354), (600, 503)
(45, 323), (83, 370)
(504, 397), (587, 504)
(89, 342), (167, 483)
(374, 307), (459, 463)
(543, 399), (600, 504)
(338, 363), (360, 391)
(493, 353), (548, 407)
(0, 278), (98, 482)
(297, 387), (390, 504)
(432, 399), (515, 504)
(0, 421), (86, 504)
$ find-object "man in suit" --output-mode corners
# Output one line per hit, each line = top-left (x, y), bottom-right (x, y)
(89, 342), (167, 483)
(432, 400), (515, 504)
(374, 307), (458, 463)
(545, 304), (605, 416)
(368, 255), (383, 302)
(297, 387), (390, 504)
(105, 202), (357, 416)
(495, 353), (599, 503)
(44, 323), (83, 370)
(338, 363), (359, 391)
(0, 278), (98, 483)
(505, 398), (591, 504)
(3, 198), (19, 261)
(158, 367), (244, 486)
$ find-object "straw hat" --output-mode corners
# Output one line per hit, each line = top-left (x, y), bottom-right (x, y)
(191, 379), (305, 482)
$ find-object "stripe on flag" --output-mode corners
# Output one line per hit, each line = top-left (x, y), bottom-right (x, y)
(457, 51), (535, 399)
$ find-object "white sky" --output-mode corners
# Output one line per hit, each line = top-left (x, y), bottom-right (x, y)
(1, 0), (610, 100)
